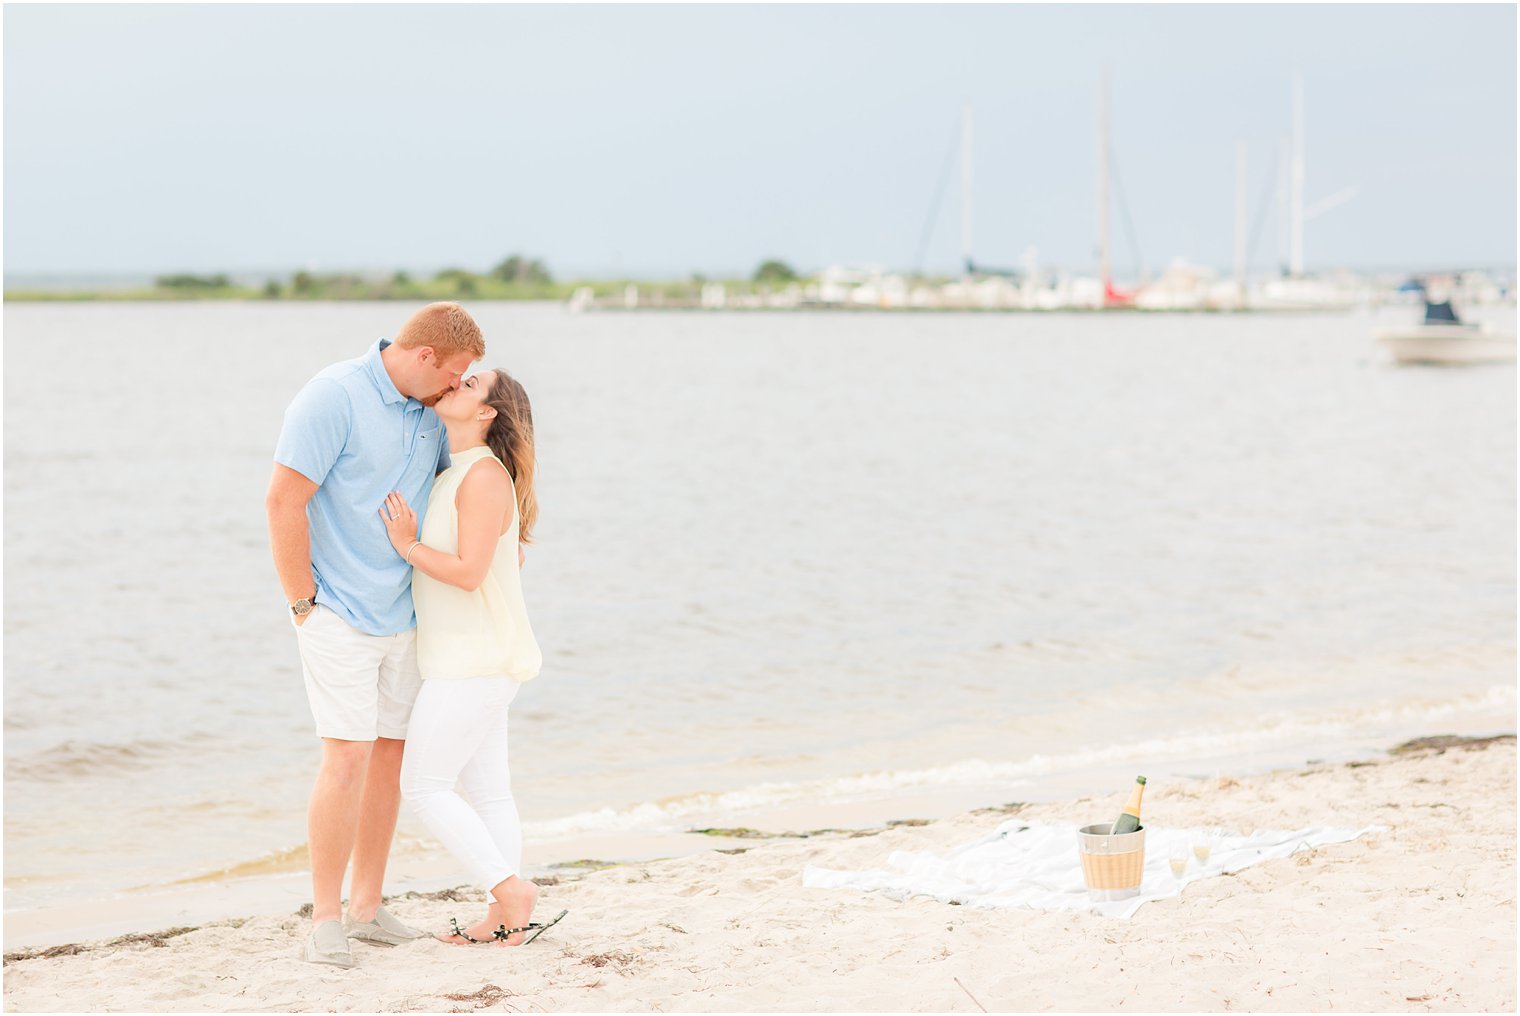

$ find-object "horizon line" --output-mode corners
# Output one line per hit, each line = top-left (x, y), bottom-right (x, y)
(6, 261), (1518, 286)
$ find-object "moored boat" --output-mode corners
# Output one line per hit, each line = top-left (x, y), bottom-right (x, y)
(1375, 299), (1516, 365)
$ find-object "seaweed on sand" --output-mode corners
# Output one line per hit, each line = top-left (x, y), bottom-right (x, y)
(442, 983), (517, 1011)
(4, 925), (199, 965)
(1391, 734), (1515, 755)
(690, 818), (935, 840)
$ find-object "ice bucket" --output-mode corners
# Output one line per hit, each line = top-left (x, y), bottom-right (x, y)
(1077, 823), (1146, 901)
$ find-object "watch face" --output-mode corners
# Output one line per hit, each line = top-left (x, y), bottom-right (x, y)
(293, 599), (314, 616)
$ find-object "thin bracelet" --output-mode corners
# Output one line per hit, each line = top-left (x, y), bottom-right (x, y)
(406, 541), (422, 564)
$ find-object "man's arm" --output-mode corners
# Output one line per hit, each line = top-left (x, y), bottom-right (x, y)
(267, 463), (321, 620)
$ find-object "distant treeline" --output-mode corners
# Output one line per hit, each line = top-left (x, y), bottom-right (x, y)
(5, 256), (806, 302)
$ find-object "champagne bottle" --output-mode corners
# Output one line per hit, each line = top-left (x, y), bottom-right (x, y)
(1110, 775), (1146, 835)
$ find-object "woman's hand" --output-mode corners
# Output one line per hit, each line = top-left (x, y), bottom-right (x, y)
(380, 491), (419, 557)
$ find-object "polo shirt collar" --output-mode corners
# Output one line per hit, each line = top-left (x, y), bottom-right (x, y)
(366, 339), (413, 407)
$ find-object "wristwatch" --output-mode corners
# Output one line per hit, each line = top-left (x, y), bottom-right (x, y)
(289, 594), (317, 619)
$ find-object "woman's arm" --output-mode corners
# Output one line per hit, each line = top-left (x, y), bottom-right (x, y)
(381, 461), (515, 591)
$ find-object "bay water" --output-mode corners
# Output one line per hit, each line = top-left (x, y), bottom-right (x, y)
(3, 300), (1513, 940)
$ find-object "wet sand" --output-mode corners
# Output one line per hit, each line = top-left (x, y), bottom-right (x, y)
(4, 734), (1514, 1012)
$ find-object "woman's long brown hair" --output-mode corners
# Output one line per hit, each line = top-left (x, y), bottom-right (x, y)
(481, 370), (537, 544)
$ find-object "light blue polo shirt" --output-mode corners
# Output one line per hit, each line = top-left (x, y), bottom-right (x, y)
(274, 339), (451, 635)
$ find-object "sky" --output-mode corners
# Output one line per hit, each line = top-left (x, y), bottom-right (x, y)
(3, 3), (1516, 280)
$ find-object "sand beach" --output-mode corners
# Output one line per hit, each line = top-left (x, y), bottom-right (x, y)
(4, 734), (1513, 1013)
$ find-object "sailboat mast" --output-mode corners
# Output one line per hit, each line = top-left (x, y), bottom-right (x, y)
(1290, 71), (1305, 277)
(1235, 141), (1247, 305)
(961, 102), (973, 275)
(1097, 66), (1111, 297)
(1276, 138), (1290, 274)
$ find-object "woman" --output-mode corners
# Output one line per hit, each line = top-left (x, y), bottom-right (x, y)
(379, 369), (563, 947)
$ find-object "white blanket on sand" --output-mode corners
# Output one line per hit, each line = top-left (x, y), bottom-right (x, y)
(803, 819), (1381, 919)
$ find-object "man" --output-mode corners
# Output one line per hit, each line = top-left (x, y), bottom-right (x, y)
(267, 302), (485, 967)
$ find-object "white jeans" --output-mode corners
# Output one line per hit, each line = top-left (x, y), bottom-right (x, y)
(400, 676), (522, 892)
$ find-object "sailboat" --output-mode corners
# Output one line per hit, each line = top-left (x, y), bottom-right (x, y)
(1375, 293), (1516, 365)
(1096, 67), (1137, 308)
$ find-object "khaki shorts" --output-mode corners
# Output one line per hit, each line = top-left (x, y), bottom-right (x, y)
(294, 603), (422, 741)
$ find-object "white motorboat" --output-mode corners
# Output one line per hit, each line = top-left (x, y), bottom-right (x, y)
(1375, 300), (1516, 365)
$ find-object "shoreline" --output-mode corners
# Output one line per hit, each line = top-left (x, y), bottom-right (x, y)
(5, 733), (1514, 1012)
(4, 717), (1513, 954)
(7, 293), (1514, 317)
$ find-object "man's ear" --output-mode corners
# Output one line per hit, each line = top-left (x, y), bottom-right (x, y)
(417, 345), (436, 365)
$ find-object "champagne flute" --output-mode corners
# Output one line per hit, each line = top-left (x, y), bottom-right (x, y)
(1192, 830), (1216, 867)
(1168, 848), (1189, 879)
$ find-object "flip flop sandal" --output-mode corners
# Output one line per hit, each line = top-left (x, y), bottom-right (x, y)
(494, 909), (569, 945)
(445, 916), (488, 944)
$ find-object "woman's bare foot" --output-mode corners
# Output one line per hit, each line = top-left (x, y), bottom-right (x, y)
(490, 876), (539, 947)
(435, 904), (505, 945)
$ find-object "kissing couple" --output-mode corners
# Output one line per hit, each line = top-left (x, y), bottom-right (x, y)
(266, 301), (565, 968)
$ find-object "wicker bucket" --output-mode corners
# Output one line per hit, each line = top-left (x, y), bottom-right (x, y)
(1077, 823), (1146, 901)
